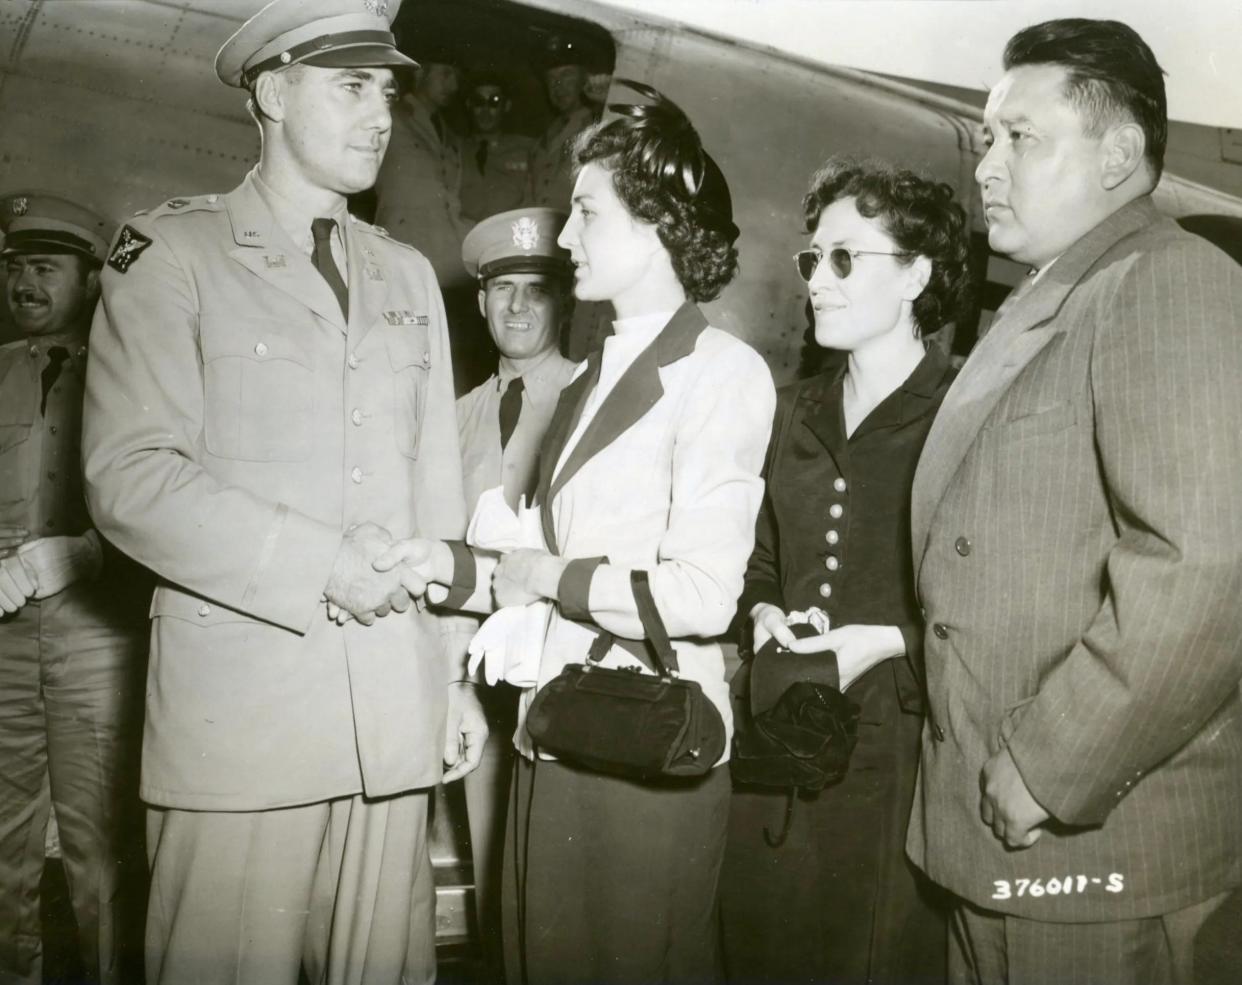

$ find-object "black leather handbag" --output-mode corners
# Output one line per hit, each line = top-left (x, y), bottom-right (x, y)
(730, 624), (861, 843)
(525, 570), (725, 779)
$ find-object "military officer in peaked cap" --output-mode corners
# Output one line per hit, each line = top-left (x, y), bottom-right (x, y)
(454, 207), (577, 975)
(527, 34), (601, 209)
(0, 192), (150, 985)
(81, 1), (486, 983)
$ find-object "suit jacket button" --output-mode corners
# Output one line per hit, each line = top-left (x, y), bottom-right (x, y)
(818, 583), (832, 599)
(825, 530), (839, 545)
(933, 623), (948, 639)
(955, 536), (971, 556)
(828, 503), (843, 519)
(833, 477), (847, 493)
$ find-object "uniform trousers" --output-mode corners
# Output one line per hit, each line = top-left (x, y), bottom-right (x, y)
(462, 683), (518, 979)
(502, 756), (731, 985)
(0, 596), (145, 985)
(949, 891), (1229, 985)
(145, 791), (434, 985)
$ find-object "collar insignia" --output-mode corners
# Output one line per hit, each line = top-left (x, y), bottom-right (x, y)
(264, 254), (286, 269)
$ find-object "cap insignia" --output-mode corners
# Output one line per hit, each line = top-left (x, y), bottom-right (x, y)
(363, 0), (389, 15)
(11, 196), (27, 216)
(512, 216), (540, 251)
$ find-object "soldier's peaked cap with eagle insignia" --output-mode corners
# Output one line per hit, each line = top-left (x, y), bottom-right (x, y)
(0, 191), (115, 265)
(215, 0), (418, 88)
(461, 207), (573, 282)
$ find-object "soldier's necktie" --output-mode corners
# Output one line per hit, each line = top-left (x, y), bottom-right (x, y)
(476, 138), (489, 175)
(40, 346), (69, 416)
(310, 218), (349, 320)
(499, 376), (524, 451)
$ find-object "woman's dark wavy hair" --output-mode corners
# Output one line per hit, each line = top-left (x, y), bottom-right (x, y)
(571, 80), (739, 303)
(803, 157), (974, 339)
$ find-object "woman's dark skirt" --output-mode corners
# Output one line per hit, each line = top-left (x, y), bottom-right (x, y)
(502, 755), (731, 985)
(719, 665), (947, 985)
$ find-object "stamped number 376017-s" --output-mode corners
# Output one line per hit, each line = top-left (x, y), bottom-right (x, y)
(992, 874), (1124, 899)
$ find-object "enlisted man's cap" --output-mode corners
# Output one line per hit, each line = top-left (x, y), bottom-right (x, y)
(0, 192), (115, 265)
(216, 0), (418, 89)
(462, 208), (572, 281)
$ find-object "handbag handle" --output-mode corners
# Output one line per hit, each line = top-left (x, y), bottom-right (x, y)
(583, 570), (681, 678)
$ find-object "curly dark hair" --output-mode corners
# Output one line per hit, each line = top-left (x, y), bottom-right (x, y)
(572, 81), (739, 303)
(803, 157), (974, 338)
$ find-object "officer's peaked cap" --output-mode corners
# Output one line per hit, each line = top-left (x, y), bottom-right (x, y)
(216, 0), (417, 88)
(0, 192), (115, 265)
(462, 208), (572, 281)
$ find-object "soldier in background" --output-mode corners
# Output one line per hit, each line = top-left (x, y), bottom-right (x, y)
(0, 192), (148, 985)
(527, 35), (599, 209)
(455, 207), (577, 978)
(459, 73), (534, 224)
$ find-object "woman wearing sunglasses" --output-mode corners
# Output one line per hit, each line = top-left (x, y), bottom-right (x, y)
(719, 157), (973, 985)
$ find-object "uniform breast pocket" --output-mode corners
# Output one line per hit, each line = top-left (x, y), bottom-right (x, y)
(200, 320), (314, 462)
(386, 324), (431, 460)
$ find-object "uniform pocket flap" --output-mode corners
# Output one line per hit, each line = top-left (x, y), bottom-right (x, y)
(385, 323), (431, 371)
(200, 320), (312, 368)
(149, 586), (256, 626)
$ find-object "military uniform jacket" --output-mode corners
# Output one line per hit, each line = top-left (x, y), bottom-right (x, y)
(82, 172), (469, 811)
(908, 197), (1242, 920)
(459, 132), (535, 224)
(374, 100), (471, 288)
(527, 105), (596, 209)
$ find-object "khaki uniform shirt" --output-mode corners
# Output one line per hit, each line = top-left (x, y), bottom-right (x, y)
(459, 132), (535, 224)
(83, 171), (471, 811)
(456, 349), (577, 514)
(527, 105), (597, 208)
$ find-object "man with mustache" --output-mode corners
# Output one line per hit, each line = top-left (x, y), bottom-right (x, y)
(909, 18), (1242, 984)
(80, 1), (485, 982)
(0, 192), (149, 985)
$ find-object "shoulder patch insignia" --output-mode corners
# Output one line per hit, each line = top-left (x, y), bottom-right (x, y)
(108, 225), (153, 274)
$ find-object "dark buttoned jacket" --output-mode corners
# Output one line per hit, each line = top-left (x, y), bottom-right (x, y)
(740, 346), (955, 711)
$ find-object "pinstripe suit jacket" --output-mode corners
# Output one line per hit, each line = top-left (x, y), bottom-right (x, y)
(906, 196), (1242, 920)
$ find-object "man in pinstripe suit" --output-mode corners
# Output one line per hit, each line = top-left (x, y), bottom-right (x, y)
(909, 19), (1242, 984)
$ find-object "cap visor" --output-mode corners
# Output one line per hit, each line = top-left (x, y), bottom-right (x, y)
(479, 256), (574, 280)
(302, 44), (419, 72)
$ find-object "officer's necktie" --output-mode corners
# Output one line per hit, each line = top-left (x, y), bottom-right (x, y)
(310, 218), (349, 320)
(499, 376), (524, 451)
(476, 138), (489, 175)
(40, 346), (69, 416)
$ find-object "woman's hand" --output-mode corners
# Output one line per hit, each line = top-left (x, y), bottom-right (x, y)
(751, 603), (798, 653)
(787, 624), (905, 690)
(493, 548), (565, 607)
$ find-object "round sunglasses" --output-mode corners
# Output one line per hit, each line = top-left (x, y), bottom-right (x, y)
(793, 247), (912, 282)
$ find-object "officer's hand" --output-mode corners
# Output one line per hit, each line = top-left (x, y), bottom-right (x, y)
(324, 523), (410, 624)
(17, 534), (103, 599)
(0, 555), (36, 614)
(442, 682), (488, 783)
(372, 538), (450, 597)
(0, 525), (28, 552)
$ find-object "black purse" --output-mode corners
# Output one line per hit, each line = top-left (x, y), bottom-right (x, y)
(525, 570), (725, 779)
(730, 625), (862, 844)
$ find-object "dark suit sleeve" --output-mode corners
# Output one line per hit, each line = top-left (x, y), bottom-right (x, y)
(1005, 238), (1242, 826)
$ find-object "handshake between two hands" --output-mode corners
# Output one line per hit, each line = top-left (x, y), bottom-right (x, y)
(322, 522), (445, 626)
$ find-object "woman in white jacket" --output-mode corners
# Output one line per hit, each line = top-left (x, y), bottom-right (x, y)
(382, 81), (775, 983)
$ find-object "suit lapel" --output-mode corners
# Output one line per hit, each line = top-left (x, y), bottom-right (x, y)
(224, 174), (346, 331)
(911, 197), (1163, 566)
(535, 303), (709, 554)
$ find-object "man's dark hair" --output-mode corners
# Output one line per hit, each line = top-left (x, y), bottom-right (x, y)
(1004, 18), (1167, 180)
